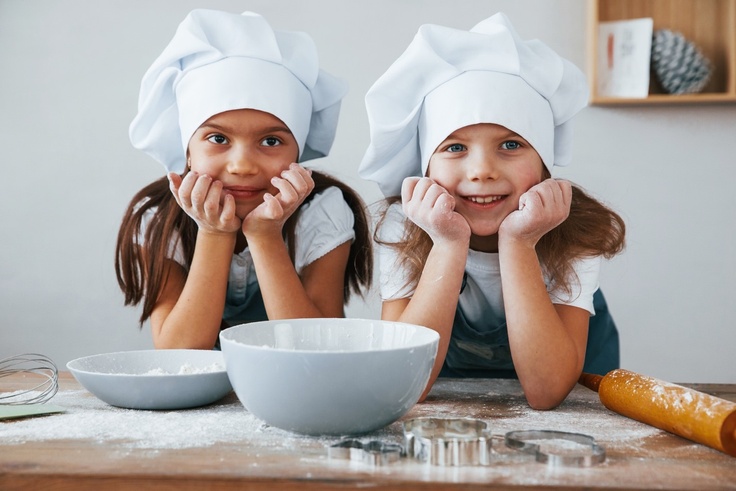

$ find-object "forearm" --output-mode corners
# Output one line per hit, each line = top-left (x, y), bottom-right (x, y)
(499, 238), (583, 409)
(154, 231), (236, 349)
(246, 233), (326, 319)
(385, 241), (468, 399)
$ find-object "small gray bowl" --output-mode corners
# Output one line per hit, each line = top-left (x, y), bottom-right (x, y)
(220, 318), (439, 436)
(67, 349), (232, 410)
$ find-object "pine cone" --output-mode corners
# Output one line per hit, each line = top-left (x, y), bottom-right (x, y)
(651, 29), (712, 95)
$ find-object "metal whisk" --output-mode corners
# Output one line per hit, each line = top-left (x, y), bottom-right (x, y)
(0, 353), (59, 405)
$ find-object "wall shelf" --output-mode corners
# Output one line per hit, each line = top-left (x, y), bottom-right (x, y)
(588, 0), (736, 105)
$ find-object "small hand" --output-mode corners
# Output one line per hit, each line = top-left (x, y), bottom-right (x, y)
(401, 177), (471, 245)
(168, 171), (241, 235)
(242, 163), (315, 238)
(499, 178), (571, 246)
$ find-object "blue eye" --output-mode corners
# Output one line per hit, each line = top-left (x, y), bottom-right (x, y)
(501, 140), (521, 150)
(207, 134), (228, 145)
(262, 137), (282, 147)
(446, 143), (466, 153)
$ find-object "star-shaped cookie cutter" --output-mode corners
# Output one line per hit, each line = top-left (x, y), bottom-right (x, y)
(504, 430), (606, 467)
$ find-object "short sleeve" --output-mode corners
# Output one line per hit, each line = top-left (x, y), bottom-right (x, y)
(548, 256), (601, 315)
(375, 204), (415, 300)
(293, 187), (355, 273)
(137, 204), (187, 267)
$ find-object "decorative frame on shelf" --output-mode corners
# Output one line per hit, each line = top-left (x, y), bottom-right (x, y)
(588, 0), (736, 105)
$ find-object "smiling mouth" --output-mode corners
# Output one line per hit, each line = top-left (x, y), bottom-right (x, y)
(465, 195), (505, 204)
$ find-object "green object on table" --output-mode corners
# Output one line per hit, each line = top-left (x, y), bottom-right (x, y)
(0, 403), (65, 420)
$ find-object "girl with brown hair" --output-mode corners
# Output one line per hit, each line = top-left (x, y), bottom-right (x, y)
(116, 9), (371, 349)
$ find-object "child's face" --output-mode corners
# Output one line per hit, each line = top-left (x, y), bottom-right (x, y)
(187, 109), (300, 219)
(427, 123), (544, 240)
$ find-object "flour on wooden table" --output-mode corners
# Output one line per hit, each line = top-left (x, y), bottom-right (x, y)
(411, 379), (662, 443)
(0, 389), (338, 450)
(0, 379), (660, 451)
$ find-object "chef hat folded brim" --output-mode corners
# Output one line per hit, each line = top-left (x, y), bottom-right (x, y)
(359, 12), (588, 197)
(419, 71), (554, 177)
(129, 9), (347, 173)
(175, 58), (312, 160)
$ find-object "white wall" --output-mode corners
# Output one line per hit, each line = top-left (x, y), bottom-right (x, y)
(1, 0), (734, 383)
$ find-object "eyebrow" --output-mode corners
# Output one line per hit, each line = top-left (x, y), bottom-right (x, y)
(257, 126), (293, 135)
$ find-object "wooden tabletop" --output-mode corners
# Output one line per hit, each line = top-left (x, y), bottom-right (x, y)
(1, 372), (735, 490)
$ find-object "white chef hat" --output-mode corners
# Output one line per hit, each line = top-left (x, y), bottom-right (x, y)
(359, 12), (589, 197)
(129, 9), (348, 173)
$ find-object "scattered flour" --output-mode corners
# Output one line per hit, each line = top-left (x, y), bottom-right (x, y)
(0, 379), (662, 452)
(0, 389), (335, 450)
(413, 379), (663, 445)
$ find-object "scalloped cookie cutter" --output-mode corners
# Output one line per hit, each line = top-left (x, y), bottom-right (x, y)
(504, 430), (606, 467)
(403, 417), (492, 466)
(327, 439), (403, 466)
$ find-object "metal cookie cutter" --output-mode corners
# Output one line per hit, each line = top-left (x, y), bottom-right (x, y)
(327, 439), (403, 466)
(403, 417), (492, 466)
(504, 430), (606, 467)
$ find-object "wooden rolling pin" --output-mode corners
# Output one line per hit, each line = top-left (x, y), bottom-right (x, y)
(579, 369), (736, 457)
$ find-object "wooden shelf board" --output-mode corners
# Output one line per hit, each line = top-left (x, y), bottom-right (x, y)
(591, 93), (736, 106)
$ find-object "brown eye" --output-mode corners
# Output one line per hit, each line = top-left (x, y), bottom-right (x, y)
(261, 137), (282, 147)
(207, 134), (228, 145)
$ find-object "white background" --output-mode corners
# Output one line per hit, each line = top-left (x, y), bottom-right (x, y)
(1, 0), (734, 383)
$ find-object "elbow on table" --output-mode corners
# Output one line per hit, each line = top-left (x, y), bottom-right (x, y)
(524, 387), (572, 410)
(526, 395), (563, 411)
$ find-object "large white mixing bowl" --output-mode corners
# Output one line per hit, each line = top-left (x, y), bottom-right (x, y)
(220, 318), (439, 436)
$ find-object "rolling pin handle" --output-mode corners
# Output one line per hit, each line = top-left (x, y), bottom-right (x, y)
(578, 372), (604, 392)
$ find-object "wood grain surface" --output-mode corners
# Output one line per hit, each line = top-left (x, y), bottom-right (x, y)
(1, 372), (735, 490)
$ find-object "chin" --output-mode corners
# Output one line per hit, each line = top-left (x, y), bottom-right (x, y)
(469, 223), (500, 237)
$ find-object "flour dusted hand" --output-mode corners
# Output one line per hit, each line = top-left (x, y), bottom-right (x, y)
(168, 172), (241, 235)
(499, 178), (571, 246)
(242, 163), (315, 238)
(401, 177), (471, 245)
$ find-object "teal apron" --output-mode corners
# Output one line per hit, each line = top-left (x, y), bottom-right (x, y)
(214, 282), (268, 350)
(439, 282), (619, 378)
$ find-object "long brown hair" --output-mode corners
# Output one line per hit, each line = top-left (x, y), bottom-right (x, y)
(115, 170), (373, 325)
(375, 181), (625, 295)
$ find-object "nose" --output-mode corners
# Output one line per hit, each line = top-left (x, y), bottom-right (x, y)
(226, 144), (258, 176)
(465, 149), (498, 181)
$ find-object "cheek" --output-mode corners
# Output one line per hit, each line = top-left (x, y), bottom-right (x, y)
(521, 173), (543, 191)
(189, 160), (220, 175)
(517, 161), (545, 191)
(267, 159), (292, 180)
(425, 159), (454, 187)
(186, 147), (219, 173)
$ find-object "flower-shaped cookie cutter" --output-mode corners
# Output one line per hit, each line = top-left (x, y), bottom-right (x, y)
(504, 430), (606, 467)
(403, 417), (492, 466)
(327, 438), (403, 466)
